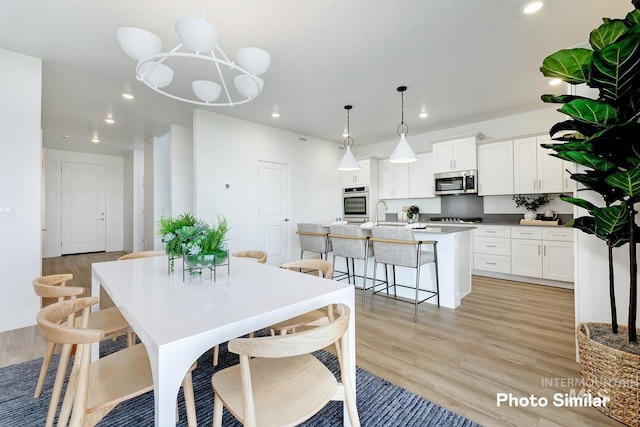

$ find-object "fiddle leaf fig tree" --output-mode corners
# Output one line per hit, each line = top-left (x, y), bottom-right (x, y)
(540, 2), (640, 342)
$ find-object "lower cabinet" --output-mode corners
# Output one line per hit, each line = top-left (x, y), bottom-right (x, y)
(473, 225), (511, 273)
(510, 227), (574, 282)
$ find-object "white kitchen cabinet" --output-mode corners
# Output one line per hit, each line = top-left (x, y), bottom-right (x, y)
(473, 225), (511, 273)
(340, 159), (372, 187)
(478, 141), (513, 195)
(510, 226), (574, 282)
(513, 136), (565, 194)
(433, 136), (477, 173)
(562, 159), (575, 193)
(378, 159), (410, 199)
(409, 153), (435, 197)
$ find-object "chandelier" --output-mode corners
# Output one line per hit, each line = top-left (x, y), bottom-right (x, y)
(117, 14), (271, 107)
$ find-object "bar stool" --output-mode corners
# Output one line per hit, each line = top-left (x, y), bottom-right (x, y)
(329, 224), (372, 304)
(370, 226), (439, 322)
(297, 223), (331, 259)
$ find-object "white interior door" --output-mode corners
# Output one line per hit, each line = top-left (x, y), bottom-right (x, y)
(60, 162), (106, 254)
(257, 161), (290, 266)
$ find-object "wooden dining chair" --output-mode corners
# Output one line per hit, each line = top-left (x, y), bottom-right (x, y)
(32, 274), (133, 427)
(211, 303), (360, 427)
(268, 259), (334, 336)
(117, 250), (166, 260)
(36, 297), (198, 427)
(231, 250), (268, 264)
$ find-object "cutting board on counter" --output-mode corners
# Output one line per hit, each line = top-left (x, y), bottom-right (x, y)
(519, 219), (559, 226)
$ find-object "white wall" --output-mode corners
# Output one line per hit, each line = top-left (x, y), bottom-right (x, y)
(193, 109), (342, 258)
(0, 48), (42, 332)
(123, 150), (144, 253)
(44, 150), (124, 257)
(144, 134), (171, 250)
(169, 125), (194, 216)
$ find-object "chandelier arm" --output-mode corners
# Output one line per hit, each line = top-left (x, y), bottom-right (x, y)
(137, 43), (183, 80)
(214, 45), (234, 67)
(213, 58), (234, 107)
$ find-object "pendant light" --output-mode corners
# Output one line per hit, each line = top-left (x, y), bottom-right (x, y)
(337, 105), (361, 171)
(389, 86), (417, 163)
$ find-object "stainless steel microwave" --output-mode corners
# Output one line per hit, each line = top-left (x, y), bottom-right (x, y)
(434, 170), (477, 195)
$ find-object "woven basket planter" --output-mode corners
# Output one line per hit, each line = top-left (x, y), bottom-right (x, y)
(577, 323), (640, 426)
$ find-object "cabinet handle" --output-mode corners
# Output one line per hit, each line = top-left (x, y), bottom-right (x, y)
(538, 179), (542, 190)
(521, 232), (533, 235)
(533, 179), (536, 190)
(486, 245), (497, 248)
(538, 245), (541, 255)
(453, 159), (457, 169)
(544, 245), (547, 256)
(486, 262), (497, 265)
(486, 230), (496, 233)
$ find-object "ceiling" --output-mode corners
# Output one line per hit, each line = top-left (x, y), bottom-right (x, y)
(0, 0), (634, 156)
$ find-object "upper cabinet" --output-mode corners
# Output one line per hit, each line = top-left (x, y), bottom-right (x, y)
(409, 153), (435, 198)
(378, 153), (435, 199)
(478, 141), (514, 196)
(378, 160), (410, 199)
(513, 136), (565, 194)
(433, 136), (478, 173)
(340, 159), (373, 187)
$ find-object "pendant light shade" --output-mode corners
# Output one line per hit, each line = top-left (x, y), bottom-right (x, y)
(338, 105), (361, 171)
(389, 86), (417, 163)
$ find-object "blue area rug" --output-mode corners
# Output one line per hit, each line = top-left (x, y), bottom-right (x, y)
(0, 336), (480, 426)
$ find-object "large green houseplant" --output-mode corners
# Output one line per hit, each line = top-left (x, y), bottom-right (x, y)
(540, 2), (640, 424)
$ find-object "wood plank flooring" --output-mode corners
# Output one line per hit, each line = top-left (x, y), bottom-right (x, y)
(1, 253), (624, 426)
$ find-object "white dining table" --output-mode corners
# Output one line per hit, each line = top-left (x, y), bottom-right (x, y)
(91, 255), (356, 427)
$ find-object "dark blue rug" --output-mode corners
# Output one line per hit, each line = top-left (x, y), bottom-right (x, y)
(0, 336), (480, 426)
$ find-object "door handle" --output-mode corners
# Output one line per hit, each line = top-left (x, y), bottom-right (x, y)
(283, 218), (290, 222)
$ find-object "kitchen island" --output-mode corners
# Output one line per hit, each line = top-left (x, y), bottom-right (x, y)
(332, 224), (474, 309)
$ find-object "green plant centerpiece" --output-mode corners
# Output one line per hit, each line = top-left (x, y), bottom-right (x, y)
(157, 212), (229, 273)
(539, 1), (640, 423)
(512, 194), (552, 213)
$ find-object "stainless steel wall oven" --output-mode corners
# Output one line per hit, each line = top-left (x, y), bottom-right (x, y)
(342, 186), (369, 222)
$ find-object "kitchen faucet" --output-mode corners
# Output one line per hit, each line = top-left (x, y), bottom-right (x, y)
(375, 200), (388, 225)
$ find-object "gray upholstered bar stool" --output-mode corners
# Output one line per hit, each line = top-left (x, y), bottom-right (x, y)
(329, 224), (372, 305)
(297, 223), (332, 259)
(369, 226), (440, 322)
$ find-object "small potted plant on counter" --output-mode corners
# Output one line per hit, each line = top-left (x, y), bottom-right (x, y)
(406, 205), (420, 223)
(512, 194), (552, 220)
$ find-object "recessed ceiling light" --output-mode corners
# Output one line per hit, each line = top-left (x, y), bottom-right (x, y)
(105, 117), (115, 124)
(271, 112), (280, 118)
(122, 92), (134, 100)
(523, 1), (543, 14)
(419, 111), (429, 119)
(91, 137), (100, 143)
(549, 78), (562, 86)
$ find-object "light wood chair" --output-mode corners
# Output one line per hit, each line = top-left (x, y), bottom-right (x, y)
(211, 303), (360, 427)
(117, 250), (166, 260)
(36, 297), (198, 427)
(370, 226), (440, 322)
(32, 274), (133, 427)
(232, 250), (268, 264)
(268, 259), (334, 336)
(210, 250), (269, 367)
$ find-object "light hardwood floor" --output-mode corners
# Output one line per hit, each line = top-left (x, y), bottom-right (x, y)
(1, 253), (624, 426)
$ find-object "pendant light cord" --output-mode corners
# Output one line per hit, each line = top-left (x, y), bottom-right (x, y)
(397, 86), (409, 136)
(344, 105), (354, 148)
